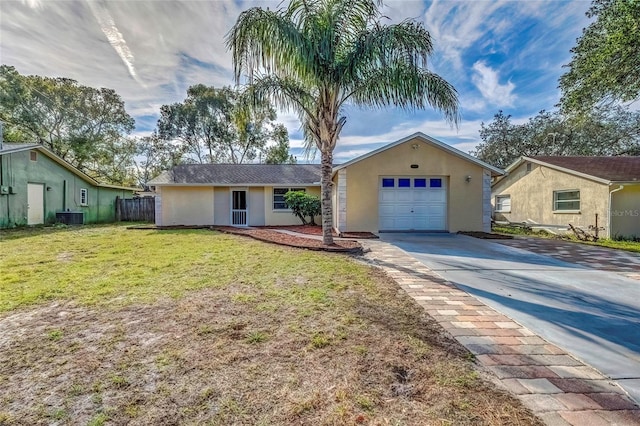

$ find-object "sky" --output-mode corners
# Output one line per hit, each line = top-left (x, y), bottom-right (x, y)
(0, 0), (592, 163)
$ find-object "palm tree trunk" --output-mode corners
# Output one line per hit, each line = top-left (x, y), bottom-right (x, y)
(320, 149), (334, 245)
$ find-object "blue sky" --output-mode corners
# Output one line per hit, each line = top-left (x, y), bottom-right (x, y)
(1, 0), (591, 162)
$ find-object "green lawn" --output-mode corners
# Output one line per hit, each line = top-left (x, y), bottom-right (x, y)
(0, 224), (540, 425)
(0, 224), (369, 312)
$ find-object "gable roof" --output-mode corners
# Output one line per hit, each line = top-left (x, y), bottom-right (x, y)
(0, 143), (139, 191)
(505, 156), (640, 184)
(0, 143), (40, 154)
(332, 132), (504, 176)
(149, 164), (322, 186)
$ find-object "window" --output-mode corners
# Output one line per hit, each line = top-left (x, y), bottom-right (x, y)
(381, 178), (394, 188)
(80, 188), (88, 206)
(495, 195), (511, 212)
(526, 162), (532, 172)
(398, 178), (411, 188)
(273, 187), (305, 210)
(553, 190), (580, 211)
(30, 151), (37, 161)
(414, 178), (426, 188)
(430, 178), (442, 188)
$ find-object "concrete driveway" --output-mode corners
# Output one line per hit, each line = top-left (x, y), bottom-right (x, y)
(380, 233), (640, 403)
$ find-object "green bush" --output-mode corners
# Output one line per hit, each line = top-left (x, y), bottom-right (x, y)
(284, 191), (321, 225)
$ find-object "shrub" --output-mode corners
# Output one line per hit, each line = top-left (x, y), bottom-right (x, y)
(284, 191), (321, 225)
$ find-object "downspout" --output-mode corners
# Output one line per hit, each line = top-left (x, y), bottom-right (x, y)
(62, 180), (67, 211)
(608, 184), (624, 238)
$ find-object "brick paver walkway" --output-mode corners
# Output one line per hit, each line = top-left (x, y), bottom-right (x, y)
(361, 239), (640, 425)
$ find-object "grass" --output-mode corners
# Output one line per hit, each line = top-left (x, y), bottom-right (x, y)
(493, 224), (640, 253)
(0, 224), (541, 425)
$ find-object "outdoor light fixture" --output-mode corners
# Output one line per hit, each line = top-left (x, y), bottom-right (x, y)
(46, 186), (52, 191)
(465, 175), (472, 182)
(411, 143), (419, 150)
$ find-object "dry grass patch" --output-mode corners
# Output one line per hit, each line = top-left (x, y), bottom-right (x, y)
(0, 225), (541, 425)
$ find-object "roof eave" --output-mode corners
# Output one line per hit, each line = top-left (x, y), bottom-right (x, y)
(520, 156), (612, 185)
(152, 182), (322, 187)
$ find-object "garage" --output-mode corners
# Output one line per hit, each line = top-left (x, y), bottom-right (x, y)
(379, 176), (447, 231)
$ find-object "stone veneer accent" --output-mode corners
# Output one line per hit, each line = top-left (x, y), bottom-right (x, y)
(482, 169), (492, 233)
(337, 169), (347, 231)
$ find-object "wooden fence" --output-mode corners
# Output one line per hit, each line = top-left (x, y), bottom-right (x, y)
(116, 196), (155, 222)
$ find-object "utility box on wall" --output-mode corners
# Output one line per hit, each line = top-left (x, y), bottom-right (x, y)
(55, 211), (84, 225)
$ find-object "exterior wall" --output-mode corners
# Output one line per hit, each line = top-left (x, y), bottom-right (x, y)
(248, 187), (265, 226)
(341, 137), (486, 233)
(263, 186), (321, 226)
(0, 149), (133, 228)
(492, 161), (610, 235)
(610, 184), (640, 238)
(160, 186), (215, 226)
(214, 186), (230, 225)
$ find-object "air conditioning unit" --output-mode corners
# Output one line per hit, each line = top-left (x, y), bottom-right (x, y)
(55, 211), (85, 225)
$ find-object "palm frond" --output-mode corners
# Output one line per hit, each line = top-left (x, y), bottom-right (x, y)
(347, 63), (459, 125)
(226, 7), (316, 85)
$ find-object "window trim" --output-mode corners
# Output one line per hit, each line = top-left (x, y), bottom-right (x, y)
(272, 187), (306, 211)
(80, 188), (88, 206)
(553, 189), (580, 213)
(495, 195), (511, 213)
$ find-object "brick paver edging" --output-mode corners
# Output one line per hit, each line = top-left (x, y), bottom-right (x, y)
(361, 240), (640, 426)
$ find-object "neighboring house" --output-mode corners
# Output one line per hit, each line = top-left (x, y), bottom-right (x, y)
(0, 143), (137, 228)
(492, 156), (640, 238)
(150, 133), (504, 233)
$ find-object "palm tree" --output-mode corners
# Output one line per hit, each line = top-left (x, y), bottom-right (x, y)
(227, 0), (459, 245)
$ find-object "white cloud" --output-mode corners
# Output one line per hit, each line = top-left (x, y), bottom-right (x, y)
(86, 0), (143, 87)
(423, 0), (510, 70)
(20, 0), (42, 9)
(471, 61), (516, 107)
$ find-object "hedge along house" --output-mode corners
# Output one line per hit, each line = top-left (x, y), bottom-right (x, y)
(331, 133), (504, 234)
(149, 164), (322, 227)
(492, 156), (640, 239)
(0, 143), (137, 228)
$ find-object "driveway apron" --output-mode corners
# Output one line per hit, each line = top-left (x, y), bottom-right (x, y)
(363, 233), (640, 424)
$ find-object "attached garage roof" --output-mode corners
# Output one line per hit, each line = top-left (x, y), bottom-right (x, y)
(529, 156), (640, 183)
(150, 164), (322, 186)
(332, 132), (505, 176)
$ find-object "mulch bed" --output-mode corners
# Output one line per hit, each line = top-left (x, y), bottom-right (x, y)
(457, 231), (514, 240)
(212, 226), (363, 254)
(260, 225), (378, 239)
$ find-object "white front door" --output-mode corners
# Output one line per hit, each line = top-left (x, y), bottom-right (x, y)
(379, 177), (447, 231)
(27, 183), (45, 225)
(231, 190), (248, 226)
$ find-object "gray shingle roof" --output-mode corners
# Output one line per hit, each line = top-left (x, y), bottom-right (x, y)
(150, 164), (322, 185)
(531, 156), (640, 182)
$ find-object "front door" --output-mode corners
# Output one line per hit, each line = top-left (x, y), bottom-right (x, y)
(27, 183), (45, 225)
(231, 190), (248, 226)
